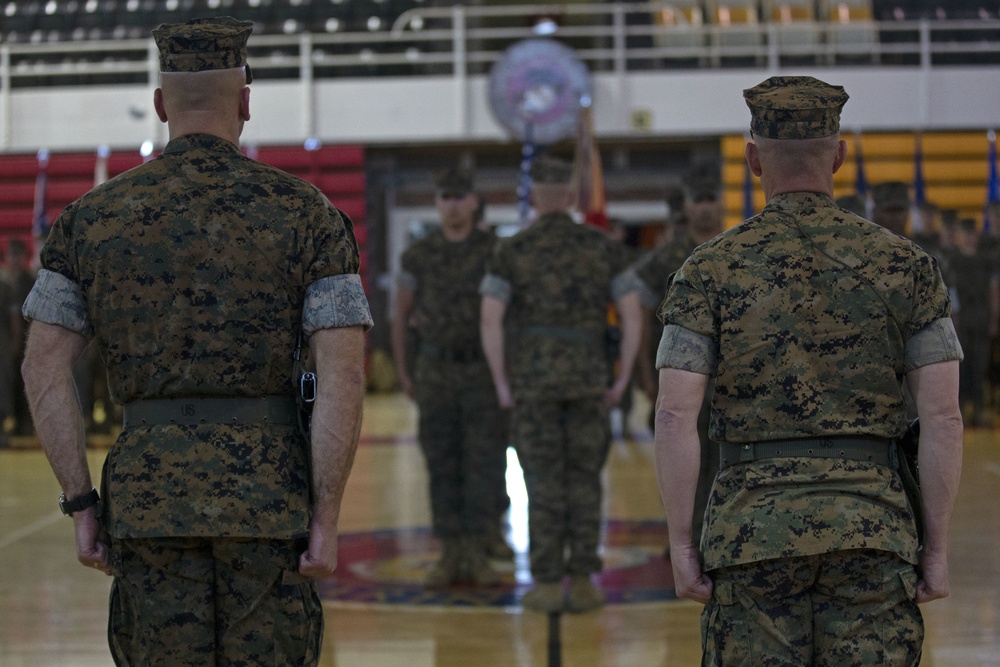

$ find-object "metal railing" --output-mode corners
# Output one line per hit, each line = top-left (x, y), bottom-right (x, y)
(2, 4), (1000, 89)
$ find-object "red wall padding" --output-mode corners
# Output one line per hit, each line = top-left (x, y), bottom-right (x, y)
(0, 145), (367, 281)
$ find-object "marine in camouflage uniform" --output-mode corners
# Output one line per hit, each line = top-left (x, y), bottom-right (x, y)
(390, 168), (509, 588)
(480, 156), (642, 613)
(21, 17), (372, 667)
(654, 76), (964, 666)
(630, 168), (723, 551)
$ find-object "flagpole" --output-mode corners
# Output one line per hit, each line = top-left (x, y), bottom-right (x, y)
(742, 132), (754, 220)
(517, 123), (536, 227)
(986, 129), (999, 234)
(912, 131), (925, 234)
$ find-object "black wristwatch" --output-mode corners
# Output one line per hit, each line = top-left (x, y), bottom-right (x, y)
(58, 488), (101, 517)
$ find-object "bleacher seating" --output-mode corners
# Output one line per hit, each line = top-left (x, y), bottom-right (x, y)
(707, 0), (764, 66)
(722, 131), (998, 227)
(652, 3), (707, 57)
(766, 0), (822, 64)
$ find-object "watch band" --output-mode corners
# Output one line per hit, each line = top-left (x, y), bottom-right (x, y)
(59, 488), (100, 516)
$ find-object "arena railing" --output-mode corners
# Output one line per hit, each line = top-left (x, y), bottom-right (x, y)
(2, 3), (1000, 90)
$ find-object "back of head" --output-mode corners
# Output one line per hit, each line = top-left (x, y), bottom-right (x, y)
(743, 76), (849, 192)
(153, 17), (253, 124)
(530, 155), (574, 214)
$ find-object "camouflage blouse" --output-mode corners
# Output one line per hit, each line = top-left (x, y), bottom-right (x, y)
(658, 192), (962, 568)
(480, 212), (637, 400)
(24, 133), (372, 539)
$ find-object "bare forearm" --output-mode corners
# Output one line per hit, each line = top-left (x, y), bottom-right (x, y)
(309, 327), (366, 523)
(906, 359), (963, 557)
(917, 412), (963, 556)
(655, 408), (701, 551)
(654, 368), (709, 552)
(614, 291), (642, 386)
(22, 322), (90, 497)
(390, 289), (414, 380)
(480, 297), (508, 389)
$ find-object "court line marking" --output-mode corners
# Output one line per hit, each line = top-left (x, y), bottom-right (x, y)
(0, 511), (63, 552)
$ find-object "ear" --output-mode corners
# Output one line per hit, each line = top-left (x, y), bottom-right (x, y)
(832, 139), (848, 174)
(239, 86), (251, 122)
(745, 141), (762, 177)
(153, 88), (168, 123)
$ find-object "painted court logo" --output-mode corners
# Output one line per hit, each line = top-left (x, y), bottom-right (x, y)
(319, 520), (677, 607)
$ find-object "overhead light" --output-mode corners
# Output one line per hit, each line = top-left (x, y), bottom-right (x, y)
(325, 17), (339, 32)
(367, 16), (381, 31)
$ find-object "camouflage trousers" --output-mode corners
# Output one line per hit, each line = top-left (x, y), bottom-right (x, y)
(108, 536), (323, 667)
(702, 549), (922, 667)
(415, 380), (510, 538)
(513, 397), (610, 582)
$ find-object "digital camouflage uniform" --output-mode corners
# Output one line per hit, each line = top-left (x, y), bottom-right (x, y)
(22, 19), (372, 665)
(633, 232), (718, 546)
(481, 211), (636, 583)
(398, 227), (508, 542)
(657, 76), (964, 666)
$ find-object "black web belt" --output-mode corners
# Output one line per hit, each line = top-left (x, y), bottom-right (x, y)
(122, 396), (298, 428)
(719, 436), (895, 470)
(418, 341), (483, 363)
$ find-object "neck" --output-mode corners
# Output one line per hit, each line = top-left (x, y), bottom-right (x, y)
(168, 113), (241, 145)
(441, 220), (473, 242)
(761, 168), (834, 201)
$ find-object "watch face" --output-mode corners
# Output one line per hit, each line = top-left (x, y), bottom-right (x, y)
(488, 38), (593, 145)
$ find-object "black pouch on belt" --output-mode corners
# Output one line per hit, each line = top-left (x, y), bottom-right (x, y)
(896, 419), (923, 546)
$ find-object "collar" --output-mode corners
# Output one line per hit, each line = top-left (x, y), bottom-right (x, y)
(763, 191), (836, 213)
(161, 133), (243, 156)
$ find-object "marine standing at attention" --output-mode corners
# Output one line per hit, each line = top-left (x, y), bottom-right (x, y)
(655, 76), (964, 665)
(391, 167), (511, 588)
(480, 155), (642, 613)
(21, 17), (372, 666)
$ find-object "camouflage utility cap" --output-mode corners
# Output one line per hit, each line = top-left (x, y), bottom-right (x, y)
(530, 156), (574, 185)
(435, 168), (474, 196)
(744, 76), (848, 140)
(154, 16), (253, 83)
(871, 181), (910, 211)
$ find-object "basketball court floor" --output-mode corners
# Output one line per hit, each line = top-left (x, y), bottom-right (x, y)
(2, 391), (998, 666)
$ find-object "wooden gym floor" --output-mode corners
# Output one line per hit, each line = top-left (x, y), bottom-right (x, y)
(1, 391), (998, 666)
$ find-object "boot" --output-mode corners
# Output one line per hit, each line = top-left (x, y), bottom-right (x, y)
(566, 575), (605, 613)
(521, 582), (564, 613)
(485, 522), (515, 560)
(459, 536), (501, 586)
(425, 538), (462, 588)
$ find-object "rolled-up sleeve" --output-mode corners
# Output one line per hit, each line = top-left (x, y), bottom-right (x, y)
(903, 317), (964, 373)
(656, 324), (717, 374)
(479, 273), (511, 304)
(302, 274), (374, 335)
(22, 269), (91, 335)
(610, 268), (642, 302)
